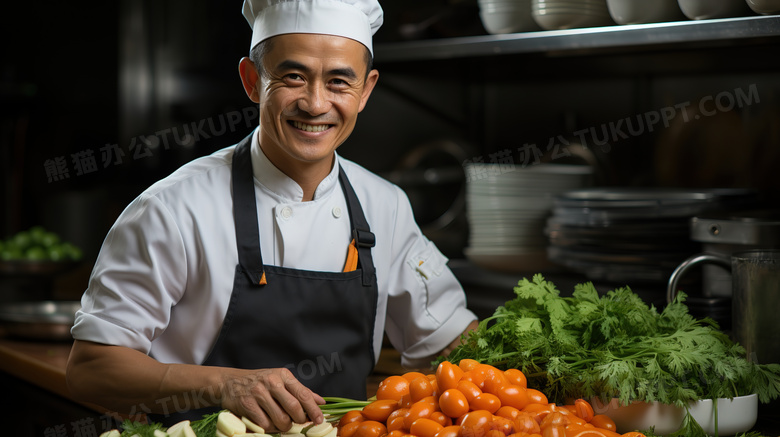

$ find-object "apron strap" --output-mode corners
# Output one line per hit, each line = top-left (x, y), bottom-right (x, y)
(231, 135), (266, 285)
(339, 165), (377, 287)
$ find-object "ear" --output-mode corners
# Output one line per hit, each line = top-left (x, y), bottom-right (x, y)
(238, 57), (261, 103)
(358, 69), (380, 113)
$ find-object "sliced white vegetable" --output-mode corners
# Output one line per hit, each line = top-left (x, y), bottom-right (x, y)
(235, 434), (274, 437)
(305, 422), (333, 437)
(99, 431), (121, 437)
(323, 427), (337, 437)
(218, 411), (247, 436)
(287, 422), (312, 434)
(282, 433), (306, 437)
(242, 416), (265, 434)
(167, 420), (197, 437)
(153, 430), (169, 437)
(216, 430), (229, 437)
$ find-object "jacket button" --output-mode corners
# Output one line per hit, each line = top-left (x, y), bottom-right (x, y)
(281, 206), (293, 219)
(332, 206), (342, 218)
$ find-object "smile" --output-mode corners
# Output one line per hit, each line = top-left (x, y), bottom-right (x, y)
(290, 120), (331, 133)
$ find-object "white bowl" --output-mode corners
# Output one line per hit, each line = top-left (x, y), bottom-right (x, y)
(678, 0), (752, 19)
(606, 0), (686, 23)
(745, 0), (780, 14)
(532, 10), (614, 30)
(480, 0), (543, 33)
(591, 394), (759, 436)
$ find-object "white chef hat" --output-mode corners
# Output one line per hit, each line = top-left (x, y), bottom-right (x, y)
(242, 0), (384, 56)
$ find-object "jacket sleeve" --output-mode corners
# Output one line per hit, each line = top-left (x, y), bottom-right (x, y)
(382, 185), (478, 369)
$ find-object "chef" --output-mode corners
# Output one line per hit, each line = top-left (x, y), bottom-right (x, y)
(66, 0), (479, 431)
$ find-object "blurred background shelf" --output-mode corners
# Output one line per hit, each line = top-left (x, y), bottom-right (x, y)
(375, 15), (780, 62)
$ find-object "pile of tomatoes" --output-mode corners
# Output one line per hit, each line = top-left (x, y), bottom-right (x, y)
(337, 360), (646, 437)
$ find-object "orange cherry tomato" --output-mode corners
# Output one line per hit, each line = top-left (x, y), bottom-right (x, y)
(459, 410), (493, 437)
(567, 430), (609, 437)
(430, 411), (453, 427)
(471, 393), (502, 413)
(386, 431), (405, 437)
(521, 402), (554, 424)
(541, 425), (566, 437)
(503, 369), (527, 388)
(458, 359), (481, 372)
(411, 418), (445, 437)
(490, 416), (515, 435)
(525, 389), (548, 406)
(339, 421), (362, 437)
(435, 425), (463, 437)
(354, 420), (387, 437)
(495, 385), (530, 411)
(439, 389), (470, 418)
(403, 371), (427, 382)
(589, 415), (617, 432)
(540, 412), (570, 430)
(513, 411), (541, 434)
(437, 361), (465, 392)
(399, 393), (413, 409)
(405, 400), (437, 429)
(480, 366), (509, 394)
(362, 399), (400, 422)
(387, 414), (407, 432)
(495, 406), (521, 421)
(410, 376), (435, 403)
(620, 433), (646, 437)
(573, 399), (595, 423)
(461, 367), (488, 389)
(377, 375), (411, 401)
(486, 430), (506, 437)
(339, 410), (365, 427)
(456, 380), (483, 404)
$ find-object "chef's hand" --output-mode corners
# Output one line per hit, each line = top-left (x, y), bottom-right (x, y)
(219, 368), (325, 432)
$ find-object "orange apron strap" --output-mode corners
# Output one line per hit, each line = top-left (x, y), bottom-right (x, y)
(259, 271), (267, 285)
(343, 239), (359, 272)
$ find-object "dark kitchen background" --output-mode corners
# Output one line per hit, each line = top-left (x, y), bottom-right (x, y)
(2, 0), (780, 308)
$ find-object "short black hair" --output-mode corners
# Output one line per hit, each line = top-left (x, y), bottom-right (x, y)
(249, 37), (373, 80)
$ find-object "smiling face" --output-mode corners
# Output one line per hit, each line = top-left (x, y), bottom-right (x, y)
(239, 33), (379, 183)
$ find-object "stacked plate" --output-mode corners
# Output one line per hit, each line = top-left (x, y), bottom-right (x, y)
(463, 163), (593, 273)
(532, 0), (615, 30)
(478, 0), (541, 34)
(545, 187), (758, 284)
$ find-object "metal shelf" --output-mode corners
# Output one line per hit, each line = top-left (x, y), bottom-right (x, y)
(374, 15), (780, 63)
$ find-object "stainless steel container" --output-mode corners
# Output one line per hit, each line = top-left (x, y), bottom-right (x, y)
(732, 250), (780, 365)
(668, 250), (780, 365)
(690, 211), (780, 297)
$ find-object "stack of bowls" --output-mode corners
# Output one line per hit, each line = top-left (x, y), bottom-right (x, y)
(531, 0), (615, 30)
(677, 0), (752, 19)
(606, 0), (686, 24)
(478, 0), (542, 34)
(746, 0), (780, 14)
(463, 163), (593, 274)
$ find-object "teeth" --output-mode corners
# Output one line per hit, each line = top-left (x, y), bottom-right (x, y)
(292, 121), (329, 132)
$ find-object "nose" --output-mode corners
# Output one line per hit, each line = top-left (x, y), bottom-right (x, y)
(298, 82), (330, 116)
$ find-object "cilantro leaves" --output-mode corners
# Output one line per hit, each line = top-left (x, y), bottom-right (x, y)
(444, 274), (780, 407)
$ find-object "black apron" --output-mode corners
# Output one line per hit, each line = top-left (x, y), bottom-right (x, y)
(151, 135), (378, 425)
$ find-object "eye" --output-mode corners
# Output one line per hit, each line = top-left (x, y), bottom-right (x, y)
(284, 73), (305, 84)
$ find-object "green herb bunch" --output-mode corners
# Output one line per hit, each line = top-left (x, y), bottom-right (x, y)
(444, 274), (780, 408)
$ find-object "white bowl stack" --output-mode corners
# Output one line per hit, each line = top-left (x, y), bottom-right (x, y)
(745, 0), (780, 14)
(463, 163), (593, 273)
(677, 0), (751, 19)
(531, 0), (615, 30)
(478, 0), (541, 34)
(606, 0), (686, 24)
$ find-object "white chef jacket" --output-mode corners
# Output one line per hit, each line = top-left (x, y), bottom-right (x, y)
(72, 128), (477, 369)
